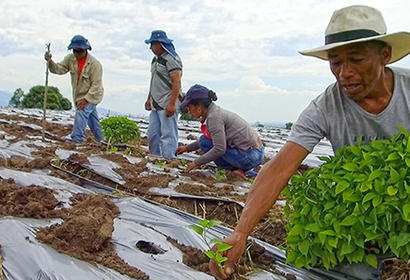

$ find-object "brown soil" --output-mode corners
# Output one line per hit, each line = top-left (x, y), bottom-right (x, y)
(99, 153), (148, 183)
(152, 197), (287, 247)
(0, 113), (72, 141)
(122, 174), (174, 195)
(36, 194), (149, 280)
(0, 179), (62, 218)
(167, 237), (295, 280)
(176, 183), (236, 198)
(61, 160), (119, 188)
(68, 153), (90, 165)
(381, 258), (410, 280)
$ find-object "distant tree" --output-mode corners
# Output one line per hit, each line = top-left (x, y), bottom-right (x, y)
(21, 85), (72, 110)
(285, 122), (293, 130)
(9, 88), (25, 107)
(256, 122), (264, 128)
(180, 112), (199, 121)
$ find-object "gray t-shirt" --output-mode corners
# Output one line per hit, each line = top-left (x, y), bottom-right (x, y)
(149, 52), (182, 110)
(186, 103), (260, 166)
(288, 67), (410, 153)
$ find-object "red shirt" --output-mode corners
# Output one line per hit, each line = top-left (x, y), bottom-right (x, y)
(201, 119), (212, 140)
(77, 56), (87, 79)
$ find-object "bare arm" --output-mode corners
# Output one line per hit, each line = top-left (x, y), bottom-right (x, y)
(209, 141), (309, 279)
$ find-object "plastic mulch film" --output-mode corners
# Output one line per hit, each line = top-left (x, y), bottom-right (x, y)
(0, 140), (34, 159)
(0, 168), (94, 207)
(0, 168), (352, 280)
(0, 218), (132, 280)
(84, 155), (126, 185)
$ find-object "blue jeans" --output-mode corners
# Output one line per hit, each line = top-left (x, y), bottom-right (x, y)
(198, 135), (264, 171)
(71, 103), (103, 143)
(147, 110), (179, 159)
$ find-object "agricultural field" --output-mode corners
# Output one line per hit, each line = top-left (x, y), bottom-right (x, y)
(0, 108), (407, 279)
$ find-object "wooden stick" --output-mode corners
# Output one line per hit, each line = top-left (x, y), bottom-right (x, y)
(42, 43), (51, 141)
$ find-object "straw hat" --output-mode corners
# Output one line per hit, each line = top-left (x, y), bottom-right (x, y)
(299, 5), (410, 63)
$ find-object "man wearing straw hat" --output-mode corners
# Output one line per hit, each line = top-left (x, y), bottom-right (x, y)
(144, 30), (183, 159)
(45, 35), (104, 143)
(209, 5), (410, 280)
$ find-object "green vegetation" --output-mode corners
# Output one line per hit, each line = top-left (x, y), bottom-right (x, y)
(190, 219), (232, 269)
(154, 160), (167, 167)
(180, 112), (199, 121)
(285, 122), (293, 130)
(20, 85), (72, 110)
(124, 147), (132, 156)
(100, 117), (140, 146)
(215, 168), (227, 181)
(283, 126), (409, 269)
(9, 88), (24, 107)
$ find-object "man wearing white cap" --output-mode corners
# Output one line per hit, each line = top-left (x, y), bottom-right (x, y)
(209, 5), (410, 280)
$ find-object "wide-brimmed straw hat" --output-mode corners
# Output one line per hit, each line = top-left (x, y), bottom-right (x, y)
(299, 5), (410, 64)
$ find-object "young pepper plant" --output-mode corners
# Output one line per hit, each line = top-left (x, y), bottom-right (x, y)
(190, 219), (232, 268)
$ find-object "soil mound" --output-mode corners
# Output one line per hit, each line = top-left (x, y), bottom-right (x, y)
(36, 194), (149, 279)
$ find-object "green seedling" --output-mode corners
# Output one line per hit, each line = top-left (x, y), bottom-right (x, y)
(124, 147), (132, 156)
(107, 146), (118, 153)
(50, 156), (65, 168)
(77, 168), (90, 176)
(180, 158), (188, 166)
(283, 126), (410, 270)
(190, 219), (232, 269)
(154, 160), (167, 167)
(215, 168), (227, 182)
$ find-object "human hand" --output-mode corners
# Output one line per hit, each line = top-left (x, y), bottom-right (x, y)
(165, 103), (176, 117)
(145, 99), (151, 111)
(44, 52), (52, 62)
(209, 231), (248, 280)
(176, 145), (187, 155)
(185, 162), (198, 173)
(76, 99), (88, 110)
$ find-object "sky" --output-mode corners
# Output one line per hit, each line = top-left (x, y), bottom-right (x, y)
(0, 0), (409, 123)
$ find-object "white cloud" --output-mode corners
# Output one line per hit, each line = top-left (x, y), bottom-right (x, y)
(0, 0), (409, 121)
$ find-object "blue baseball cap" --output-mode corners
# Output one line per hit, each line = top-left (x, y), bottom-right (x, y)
(144, 30), (173, 44)
(180, 84), (211, 109)
(67, 35), (92, 50)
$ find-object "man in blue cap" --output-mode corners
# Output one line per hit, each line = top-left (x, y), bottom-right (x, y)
(44, 35), (104, 143)
(144, 30), (183, 158)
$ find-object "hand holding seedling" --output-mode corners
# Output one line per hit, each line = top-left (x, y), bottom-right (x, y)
(208, 231), (247, 280)
(190, 219), (234, 278)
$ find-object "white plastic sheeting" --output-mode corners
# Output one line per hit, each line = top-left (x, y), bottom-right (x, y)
(0, 168), (346, 280)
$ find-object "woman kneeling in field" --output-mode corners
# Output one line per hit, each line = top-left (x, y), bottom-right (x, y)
(176, 84), (264, 178)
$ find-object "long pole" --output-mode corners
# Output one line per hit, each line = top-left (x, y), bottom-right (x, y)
(42, 43), (51, 141)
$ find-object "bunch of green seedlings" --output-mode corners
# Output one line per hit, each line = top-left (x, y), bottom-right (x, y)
(100, 117), (140, 150)
(283, 127), (409, 269)
(190, 219), (232, 268)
